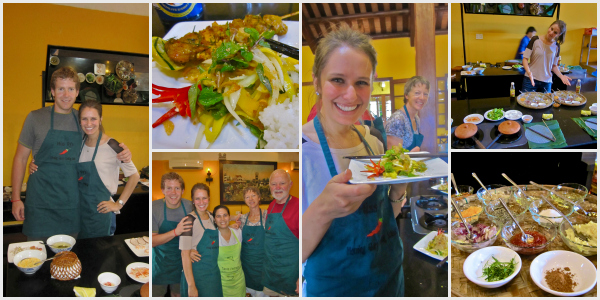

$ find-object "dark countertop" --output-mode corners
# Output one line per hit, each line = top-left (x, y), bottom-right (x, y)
(451, 92), (597, 149)
(4, 232), (149, 297)
(398, 218), (448, 297)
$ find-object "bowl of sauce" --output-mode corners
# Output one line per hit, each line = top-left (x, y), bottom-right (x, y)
(501, 215), (556, 255)
(46, 235), (76, 253)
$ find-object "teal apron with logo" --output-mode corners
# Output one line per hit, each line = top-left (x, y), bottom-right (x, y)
(76, 131), (112, 239)
(152, 200), (187, 285)
(262, 196), (299, 295)
(241, 209), (266, 291)
(304, 116), (404, 297)
(180, 211), (223, 297)
(23, 106), (81, 238)
(403, 105), (424, 150)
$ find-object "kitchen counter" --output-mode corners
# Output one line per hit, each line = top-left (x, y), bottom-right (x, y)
(4, 232), (149, 297)
(397, 218), (448, 297)
(451, 92), (597, 149)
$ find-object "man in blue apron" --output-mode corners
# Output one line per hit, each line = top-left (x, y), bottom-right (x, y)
(11, 67), (130, 241)
(262, 170), (299, 296)
(152, 172), (194, 297)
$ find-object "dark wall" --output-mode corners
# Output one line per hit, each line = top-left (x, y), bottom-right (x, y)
(451, 152), (589, 188)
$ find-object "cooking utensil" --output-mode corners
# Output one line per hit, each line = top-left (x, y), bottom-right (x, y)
(454, 123), (485, 149)
(451, 173), (460, 196)
(437, 256), (448, 267)
(499, 198), (534, 244)
(579, 117), (596, 134)
(527, 126), (556, 142)
(540, 195), (588, 242)
(263, 38), (299, 60)
(451, 198), (474, 242)
(32, 256), (55, 267)
(529, 181), (593, 217)
(487, 121), (520, 148)
(471, 173), (487, 190)
(541, 119), (557, 140)
(501, 173), (533, 202)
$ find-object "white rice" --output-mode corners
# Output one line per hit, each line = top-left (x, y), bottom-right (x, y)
(258, 96), (299, 149)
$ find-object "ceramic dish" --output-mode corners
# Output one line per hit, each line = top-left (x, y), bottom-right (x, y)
(126, 262), (150, 283)
(484, 109), (505, 121)
(7, 241), (46, 263)
(504, 110), (523, 121)
(529, 250), (597, 296)
(413, 230), (449, 261)
(348, 158), (448, 185)
(124, 237), (150, 257)
(463, 246), (521, 288)
(463, 114), (484, 125)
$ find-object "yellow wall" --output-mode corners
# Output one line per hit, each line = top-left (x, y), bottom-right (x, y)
(451, 3), (597, 67)
(3, 4), (150, 185)
(152, 160), (300, 215)
(302, 34), (448, 124)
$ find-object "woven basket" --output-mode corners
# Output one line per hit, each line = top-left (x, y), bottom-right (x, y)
(553, 91), (587, 106)
(50, 251), (82, 281)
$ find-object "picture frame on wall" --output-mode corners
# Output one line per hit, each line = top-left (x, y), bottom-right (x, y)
(219, 160), (277, 205)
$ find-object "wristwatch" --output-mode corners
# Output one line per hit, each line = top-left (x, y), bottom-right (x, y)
(390, 192), (407, 203)
(118, 199), (125, 207)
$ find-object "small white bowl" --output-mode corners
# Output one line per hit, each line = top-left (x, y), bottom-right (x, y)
(463, 246), (521, 288)
(46, 235), (76, 253)
(590, 106), (597, 115)
(530, 250), (597, 296)
(473, 68), (485, 75)
(98, 272), (121, 293)
(522, 115), (533, 123)
(462, 65), (473, 71)
(14, 250), (47, 275)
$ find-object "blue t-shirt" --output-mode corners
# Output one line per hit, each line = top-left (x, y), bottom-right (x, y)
(515, 36), (531, 59)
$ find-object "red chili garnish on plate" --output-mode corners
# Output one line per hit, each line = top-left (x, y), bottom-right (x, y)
(361, 159), (385, 179)
(367, 218), (383, 237)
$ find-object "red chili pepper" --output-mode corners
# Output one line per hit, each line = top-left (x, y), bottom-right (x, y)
(78, 176), (83, 181)
(152, 107), (179, 128)
(211, 241), (215, 245)
(59, 149), (69, 155)
(363, 159), (384, 179)
(366, 218), (383, 237)
(152, 84), (197, 126)
(247, 238), (253, 242)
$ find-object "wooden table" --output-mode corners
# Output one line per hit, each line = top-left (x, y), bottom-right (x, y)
(450, 193), (597, 297)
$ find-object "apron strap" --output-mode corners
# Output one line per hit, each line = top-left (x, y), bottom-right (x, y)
(195, 210), (213, 230)
(243, 208), (263, 226)
(268, 195), (291, 215)
(351, 126), (375, 156)
(313, 116), (338, 177)
(163, 199), (188, 222)
(403, 105), (419, 134)
(91, 131), (102, 161)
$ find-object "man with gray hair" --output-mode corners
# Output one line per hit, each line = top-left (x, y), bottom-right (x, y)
(262, 169), (299, 296)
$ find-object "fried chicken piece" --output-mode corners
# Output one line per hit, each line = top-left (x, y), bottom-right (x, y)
(165, 32), (203, 65)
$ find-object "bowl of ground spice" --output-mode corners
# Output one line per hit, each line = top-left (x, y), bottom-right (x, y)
(529, 250), (597, 296)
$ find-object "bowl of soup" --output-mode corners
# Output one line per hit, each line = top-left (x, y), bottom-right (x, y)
(47, 235), (76, 253)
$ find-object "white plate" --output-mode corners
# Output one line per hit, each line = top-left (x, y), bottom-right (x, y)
(7, 241), (46, 263)
(430, 183), (448, 194)
(530, 250), (597, 296)
(413, 231), (448, 261)
(463, 246), (521, 288)
(484, 109), (505, 121)
(126, 262), (150, 283)
(504, 110), (523, 121)
(502, 66), (512, 70)
(124, 237), (150, 257)
(348, 158), (448, 185)
(463, 114), (484, 125)
(152, 20), (299, 149)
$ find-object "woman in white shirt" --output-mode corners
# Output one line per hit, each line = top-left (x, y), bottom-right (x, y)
(213, 205), (246, 297)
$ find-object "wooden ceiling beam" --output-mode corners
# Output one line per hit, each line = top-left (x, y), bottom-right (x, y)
(306, 9), (409, 25)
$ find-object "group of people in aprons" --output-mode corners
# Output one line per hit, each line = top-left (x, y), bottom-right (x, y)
(11, 67), (137, 241)
(152, 169), (299, 297)
(302, 24), (412, 296)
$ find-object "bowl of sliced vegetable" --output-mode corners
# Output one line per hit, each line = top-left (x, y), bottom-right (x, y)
(451, 219), (500, 253)
(463, 246), (521, 288)
(484, 108), (505, 121)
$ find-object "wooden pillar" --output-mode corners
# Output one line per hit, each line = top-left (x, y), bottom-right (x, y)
(412, 3), (438, 154)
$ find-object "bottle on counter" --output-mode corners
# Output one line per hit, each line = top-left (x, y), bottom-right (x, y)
(510, 82), (515, 97)
(154, 3), (204, 33)
(576, 79), (581, 93)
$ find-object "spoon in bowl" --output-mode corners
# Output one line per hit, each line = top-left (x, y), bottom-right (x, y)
(32, 256), (55, 267)
(529, 181), (593, 217)
(472, 173), (487, 190)
(498, 198), (534, 244)
(451, 198), (474, 242)
(451, 173), (461, 197)
(539, 195), (589, 242)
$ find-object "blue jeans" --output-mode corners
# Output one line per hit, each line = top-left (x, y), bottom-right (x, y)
(522, 77), (552, 93)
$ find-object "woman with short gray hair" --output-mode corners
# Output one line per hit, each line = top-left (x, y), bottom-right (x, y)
(384, 76), (430, 151)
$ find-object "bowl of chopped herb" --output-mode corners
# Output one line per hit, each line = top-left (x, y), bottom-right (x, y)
(463, 246), (521, 288)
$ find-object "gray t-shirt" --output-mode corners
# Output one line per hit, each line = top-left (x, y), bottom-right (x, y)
(152, 198), (193, 233)
(19, 106), (81, 157)
(523, 36), (560, 83)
